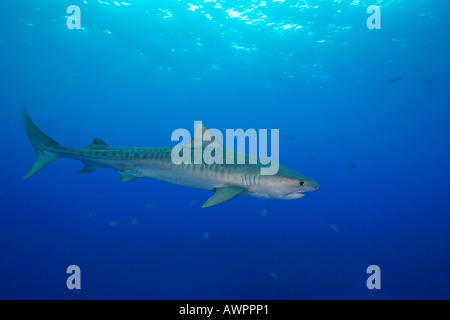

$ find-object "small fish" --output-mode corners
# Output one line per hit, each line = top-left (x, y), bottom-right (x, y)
(203, 231), (210, 239)
(97, 188), (103, 195)
(326, 221), (339, 233)
(420, 77), (435, 86)
(131, 218), (140, 224)
(146, 204), (154, 209)
(88, 211), (93, 218)
(289, 136), (296, 141)
(189, 200), (199, 206)
(385, 74), (404, 84)
(261, 207), (270, 216)
(109, 220), (119, 227)
(270, 272), (280, 280)
(348, 162), (357, 170)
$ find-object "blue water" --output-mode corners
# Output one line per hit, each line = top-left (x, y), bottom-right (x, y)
(1, 0), (449, 300)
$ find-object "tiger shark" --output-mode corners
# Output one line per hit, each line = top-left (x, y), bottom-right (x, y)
(22, 110), (319, 208)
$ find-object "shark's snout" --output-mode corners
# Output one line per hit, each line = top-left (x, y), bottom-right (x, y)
(302, 180), (320, 193)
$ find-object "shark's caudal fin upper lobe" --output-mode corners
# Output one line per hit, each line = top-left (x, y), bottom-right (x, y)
(22, 109), (62, 180)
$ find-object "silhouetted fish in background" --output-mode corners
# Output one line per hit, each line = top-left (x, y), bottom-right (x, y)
(420, 77), (435, 86)
(348, 162), (358, 170)
(385, 74), (404, 84)
(325, 221), (339, 233)
(109, 221), (119, 227)
(270, 272), (280, 280)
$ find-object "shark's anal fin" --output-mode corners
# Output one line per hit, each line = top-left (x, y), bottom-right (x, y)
(78, 163), (99, 174)
(118, 171), (139, 183)
(202, 186), (246, 208)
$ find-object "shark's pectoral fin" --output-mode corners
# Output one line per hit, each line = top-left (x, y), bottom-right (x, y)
(118, 171), (139, 183)
(78, 163), (99, 174)
(202, 186), (246, 208)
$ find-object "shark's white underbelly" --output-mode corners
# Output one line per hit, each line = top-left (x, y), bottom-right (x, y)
(136, 163), (241, 191)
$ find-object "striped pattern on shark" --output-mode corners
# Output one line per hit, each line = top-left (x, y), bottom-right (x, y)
(22, 110), (319, 208)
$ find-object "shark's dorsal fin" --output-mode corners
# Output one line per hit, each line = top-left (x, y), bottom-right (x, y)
(118, 171), (139, 183)
(202, 186), (246, 208)
(185, 123), (222, 148)
(87, 138), (109, 149)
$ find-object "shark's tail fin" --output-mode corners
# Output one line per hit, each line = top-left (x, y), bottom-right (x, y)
(22, 109), (62, 181)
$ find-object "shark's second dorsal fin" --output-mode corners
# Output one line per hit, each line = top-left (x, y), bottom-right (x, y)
(87, 138), (109, 149)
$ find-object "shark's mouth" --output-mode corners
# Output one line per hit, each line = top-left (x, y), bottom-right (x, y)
(287, 191), (305, 198)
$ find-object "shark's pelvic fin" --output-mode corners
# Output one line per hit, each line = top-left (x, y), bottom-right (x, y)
(202, 186), (246, 208)
(118, 171), (139, 183)
(22, 109), (62, 181)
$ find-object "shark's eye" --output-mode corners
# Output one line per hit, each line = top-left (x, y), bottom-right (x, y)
(299, 181), (305, 186)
